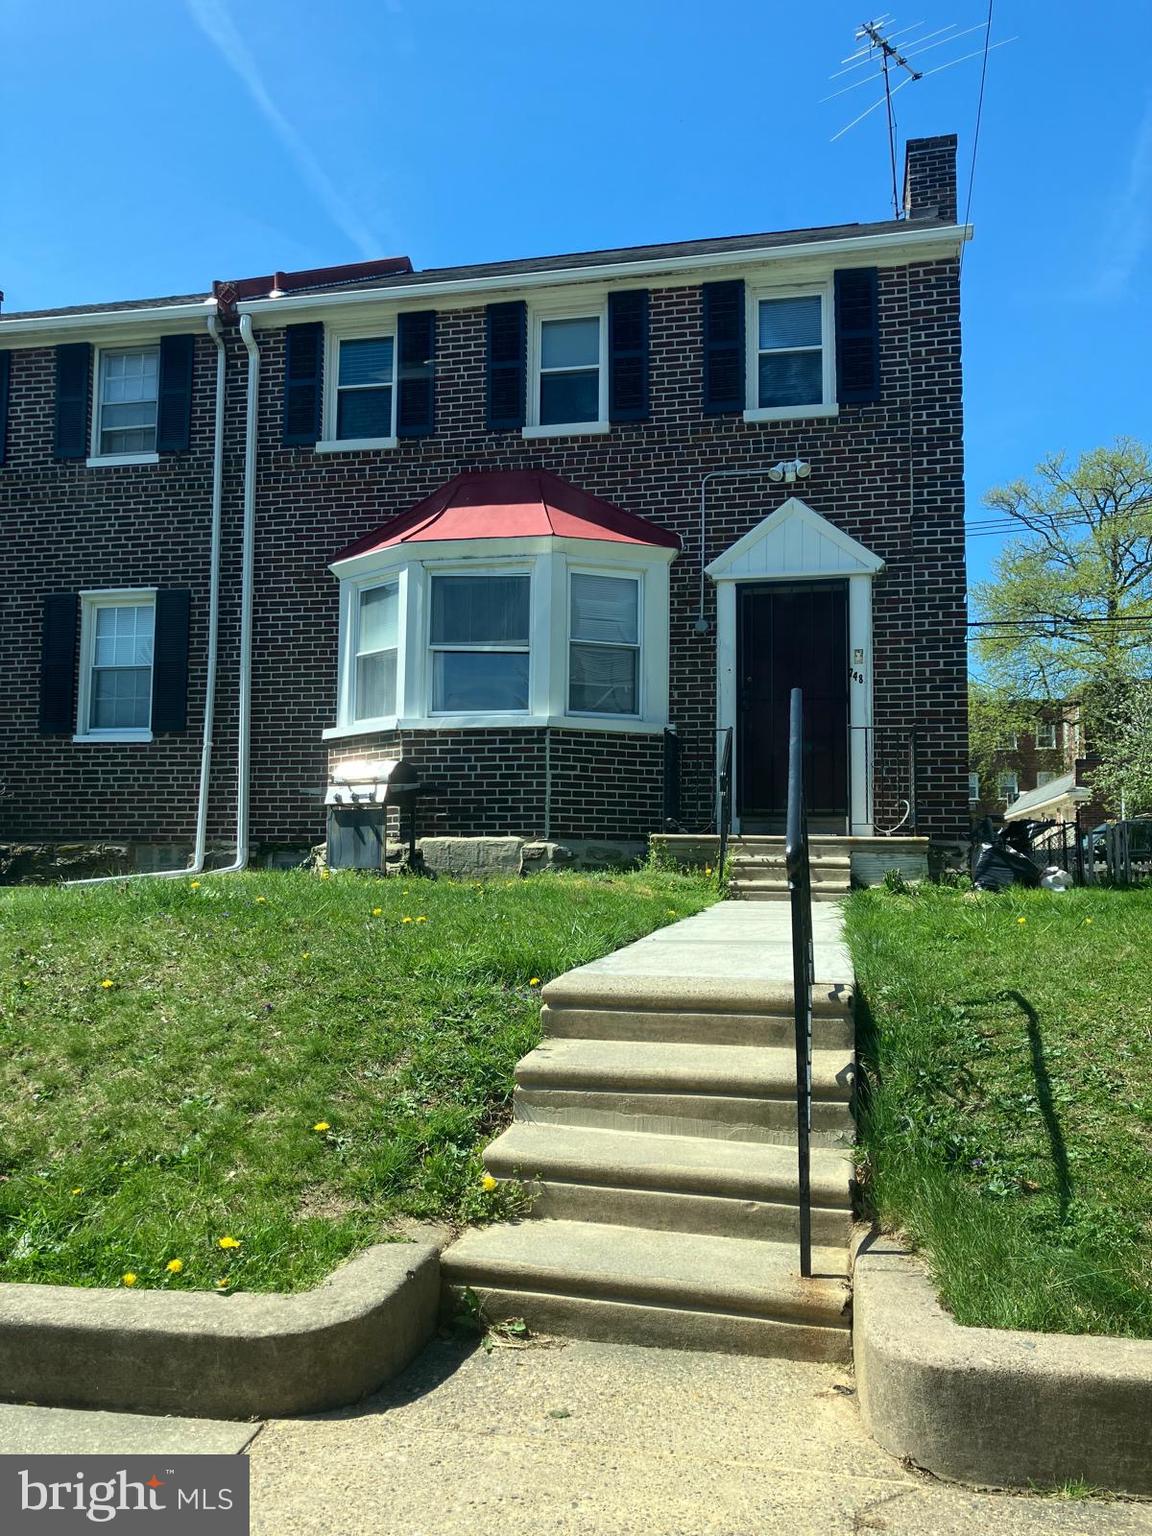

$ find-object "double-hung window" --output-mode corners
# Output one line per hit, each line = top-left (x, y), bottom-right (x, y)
(96, 347), (159, 456)
(335, 335), (395, 441)
(754, 294), (825, 412)
(968, 772), (981, 804)
(1035, 720), (1059, 750)
(429, 574), (530, 712)
(998, 772), (1020, 803)
(354, 582), (399, 720)
(569, 572), (640, 715)
(537, 315), (603, 427)
(79, 593), (155, 737)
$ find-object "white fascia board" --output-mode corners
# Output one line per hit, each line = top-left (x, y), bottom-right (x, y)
(240, 225), (972, 326)
(329, 533), (679, 579)
(0, 299), (217, 345)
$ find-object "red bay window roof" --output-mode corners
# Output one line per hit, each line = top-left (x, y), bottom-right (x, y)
(331, 470), (681, 563)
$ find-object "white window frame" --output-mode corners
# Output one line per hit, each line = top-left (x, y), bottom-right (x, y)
(524, 300), (610, 439)
(427, 565), (533, 717)
(89, 344), (161, 467)
(566, 566), (643, 720)
(1036, 770), (1057, 787)
(351, 578), (400, 724)
(744, 281), (837, 424)
(968, 772), (981, 804)
(1035, 720), (1059, 750)
(316, 321), (399, 452)
(74, 588), (157, 743)
(998, 771), (1020, 803)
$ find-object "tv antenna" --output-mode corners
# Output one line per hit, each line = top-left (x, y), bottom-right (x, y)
(827, 16), (1018, 218)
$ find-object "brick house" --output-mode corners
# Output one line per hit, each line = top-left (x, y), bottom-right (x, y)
(969, 702), (1085, 818)
(0, 136), (968, 876)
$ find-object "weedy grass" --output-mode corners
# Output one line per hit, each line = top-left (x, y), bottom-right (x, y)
(0, 867), (715, 1294)
(846, 883), (1152, 1338)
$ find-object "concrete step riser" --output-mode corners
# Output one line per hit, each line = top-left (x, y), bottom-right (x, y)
(442, 1285), (851, 1362)
(516, 1180), (854, 1245)
(514, 1090), (854, 1144)
(728, 867), (850, 884)
(731, 888), (846, 903)
(541, 1005), (854, 1051)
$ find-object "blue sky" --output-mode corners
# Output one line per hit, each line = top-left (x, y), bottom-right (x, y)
(2, 0), (1150, 585)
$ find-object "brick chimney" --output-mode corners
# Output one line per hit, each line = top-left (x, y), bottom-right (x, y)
(903, 135), (959, 222)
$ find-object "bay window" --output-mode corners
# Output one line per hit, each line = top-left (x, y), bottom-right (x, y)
(569, 572), (640, 715)
(354, 582), (398, 720)
(429, 573), (530, 712)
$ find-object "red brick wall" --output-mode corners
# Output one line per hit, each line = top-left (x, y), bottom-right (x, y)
(1, 252), (968, 853)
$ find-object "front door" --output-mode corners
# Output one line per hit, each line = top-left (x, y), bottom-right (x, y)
(737, 581), (849, 831)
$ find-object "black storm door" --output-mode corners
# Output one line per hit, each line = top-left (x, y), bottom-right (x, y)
(737, 581), (849, 824)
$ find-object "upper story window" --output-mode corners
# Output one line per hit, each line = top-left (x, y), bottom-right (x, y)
(429, 573), (531, 713)
(997, 731), (1019, 750)
(336, 335), (395, 440)
(968, 772), (981, 804)
(1035, 720), (1059, 750)
(744, 285), (834, 423)
(354, 581), (399, 721)
(77, 591), (155, 739)
(1036, 770), (1057, 788)
(96, 347), (159, 456)
(527, 310), (608, 435)
(998, 771), (1019, 803)
(569, 572), (640, 716)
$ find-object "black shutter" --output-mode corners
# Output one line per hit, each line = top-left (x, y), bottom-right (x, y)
(486, 301), (526, 430)
(396, 310), (436, 437)
(702, 280), (745, 414)
(54, 342), (91, 458)
(40, 592), (79, 733)
(834, 267), (880, 404)
(151, 589), (191, 733)
(609, 289), (650, 422)
(283, 322), (323, 445)
(0, 351), (10, 466)
(156, 334), (195, 452)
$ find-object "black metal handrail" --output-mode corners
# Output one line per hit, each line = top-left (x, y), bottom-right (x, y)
(784, 688), (814, 1279)
(716, 726), (733, 882)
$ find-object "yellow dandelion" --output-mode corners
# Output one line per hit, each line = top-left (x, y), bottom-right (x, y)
(704, 866), (713, 876)
(312, 1121), (331, 1133)
(215, 1277), (231, 1290)
(301, 950), (311, 960)
(415, 915), (428, 923)
(255, 896), (267, 905)
(121, 1272), (138, 1287)
(166, 1258), (184, 1274)
(371, 907), (383, 917)
(1017, 917), (1027, 925)
(481, 1173), (498, 1192)
(190, 880), (201, 891)
(401, 915), (413, 924)
(529, 977), (541, 987)
(217, 1235), (241, 1250)
(1084, 917), (1094, 925)
(100, 979), (115, 990)
(320, 869), (331, 881)
(71, 1187), (82, 1196)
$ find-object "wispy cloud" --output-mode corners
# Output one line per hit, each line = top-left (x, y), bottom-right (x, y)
(185, 0), (380, 258)
(1094, 96), (1152, 300)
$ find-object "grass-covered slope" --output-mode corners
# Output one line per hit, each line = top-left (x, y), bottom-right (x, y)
(847, 883), (1152, 1337)
(0, 868), (715, 1293)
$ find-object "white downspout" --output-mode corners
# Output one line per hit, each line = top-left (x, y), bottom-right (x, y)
(68, 312), (228, 886)
(229, 313), (260, 873)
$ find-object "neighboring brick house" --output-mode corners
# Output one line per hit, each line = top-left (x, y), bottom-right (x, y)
(0, 136), (969, 873)
(969, 702), (1085, 818)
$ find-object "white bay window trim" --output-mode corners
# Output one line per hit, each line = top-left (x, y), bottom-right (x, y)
(743, 279), (837, 424)
(324, 538), (672, 739)
(74, 588), (157, 743)
(317, 321), (399, 452)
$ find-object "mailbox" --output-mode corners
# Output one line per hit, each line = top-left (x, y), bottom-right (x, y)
(325, 759), (423, 872)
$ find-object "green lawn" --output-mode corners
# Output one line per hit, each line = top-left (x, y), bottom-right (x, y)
(0, 867), (716, 1294)
(846, 883), (1152, 1338)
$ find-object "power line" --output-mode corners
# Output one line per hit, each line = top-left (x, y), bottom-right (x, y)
(960, 0), (994, 274)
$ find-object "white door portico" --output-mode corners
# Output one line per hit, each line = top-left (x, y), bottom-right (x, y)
(705, 496), (885, 836)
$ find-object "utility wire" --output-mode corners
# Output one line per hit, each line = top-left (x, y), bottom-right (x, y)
(960, 0), (994, 272)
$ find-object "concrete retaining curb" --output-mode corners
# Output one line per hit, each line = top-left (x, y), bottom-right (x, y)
(0, 1244), (439, 1421)
(854, 1235), (1152, 1495)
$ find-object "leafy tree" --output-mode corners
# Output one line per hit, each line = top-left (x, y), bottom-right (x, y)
(1091, 680), (1152, 817)
(972, 438), (1152, 744)
(967, 687), (1034, 795)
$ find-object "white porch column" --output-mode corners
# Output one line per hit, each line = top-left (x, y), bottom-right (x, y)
(848, 573), (875, 836)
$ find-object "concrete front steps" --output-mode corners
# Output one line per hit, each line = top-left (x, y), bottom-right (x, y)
(442, 947), (855, 1362)
(727, 837), (852, 902)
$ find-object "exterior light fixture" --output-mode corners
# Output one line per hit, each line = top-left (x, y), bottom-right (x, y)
(767, 459), (812, 484)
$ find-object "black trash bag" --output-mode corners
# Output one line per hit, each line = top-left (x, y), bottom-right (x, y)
(973, 836), (1041, 892)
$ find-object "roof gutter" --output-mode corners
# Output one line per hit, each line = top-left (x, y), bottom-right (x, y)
(236, 225), (973, 321)
(0, 298), (216, 340)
